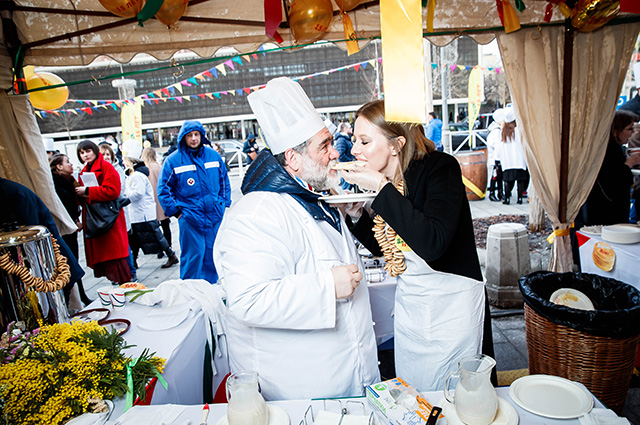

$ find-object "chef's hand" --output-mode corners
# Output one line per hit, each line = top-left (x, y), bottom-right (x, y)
(336, 201), (364, 221)
(332, 264), (363, 299)
(342, 167), (387, 192)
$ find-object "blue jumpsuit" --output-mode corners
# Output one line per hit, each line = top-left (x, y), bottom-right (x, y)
(158, 121), (231, 283)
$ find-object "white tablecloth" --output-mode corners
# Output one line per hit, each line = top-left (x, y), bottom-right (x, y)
(107, 386), (605, 425)
(576, 231), (640, 290)
(84, 300), (229, 419)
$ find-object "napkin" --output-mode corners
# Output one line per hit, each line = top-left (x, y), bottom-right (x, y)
(137, 301), (197, 331)
(112, 405), (186, 425)
(66, 400), (113, 425)
(314, 410), (370, 425)
(579, 408), (631, 425)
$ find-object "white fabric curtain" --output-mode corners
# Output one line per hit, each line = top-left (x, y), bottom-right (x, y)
(0, 50), (76, 235)
(497, 23), (640, 272)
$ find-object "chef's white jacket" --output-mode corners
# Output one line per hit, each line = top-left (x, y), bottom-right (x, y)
(214, 192), (380, 401)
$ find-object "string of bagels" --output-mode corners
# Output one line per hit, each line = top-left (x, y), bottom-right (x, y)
(372, 180), (407, 277)
(0, 236), (70, 292)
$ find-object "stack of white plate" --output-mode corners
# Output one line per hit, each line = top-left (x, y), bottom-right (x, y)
(601, 224), (640, 244)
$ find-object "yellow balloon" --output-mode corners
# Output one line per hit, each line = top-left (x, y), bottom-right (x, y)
(334, 0), (360, 12)
(23, 66), (35, 79)
(571, 0), (620, 32)
(155, 0), (189, 26)
(289, 0), (334, 43)
(98, 0), (145, 18)
(26, 72), (69, 111)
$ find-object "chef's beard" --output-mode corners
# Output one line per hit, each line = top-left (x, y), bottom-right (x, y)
(299, 154), (340, 191)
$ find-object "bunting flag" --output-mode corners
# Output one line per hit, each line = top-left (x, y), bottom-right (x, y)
(380, 0), (426, 123)
(426, 0), (436, 33)
(216, 64), (227, 76)
(341, 12), (359, 55)
(501, 0), (521, 33)
(42, 58), (504, 119)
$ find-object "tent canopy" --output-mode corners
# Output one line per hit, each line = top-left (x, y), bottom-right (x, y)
(2, 0), (571, 67)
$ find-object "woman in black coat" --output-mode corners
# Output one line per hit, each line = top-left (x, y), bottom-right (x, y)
(50, 154), (92, 305)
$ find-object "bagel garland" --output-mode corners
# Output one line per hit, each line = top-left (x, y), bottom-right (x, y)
(372, 180), (407, 277)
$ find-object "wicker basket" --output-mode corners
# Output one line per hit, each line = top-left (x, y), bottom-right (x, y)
(524, 304), (640, 414)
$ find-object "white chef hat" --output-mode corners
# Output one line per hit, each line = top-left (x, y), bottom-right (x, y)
(247, 77), (325, 155)
(492, 108), (506, 123)
(42, 137), (55, 152)
(122, 139), (142, 159)
(504, 108), (516, 123)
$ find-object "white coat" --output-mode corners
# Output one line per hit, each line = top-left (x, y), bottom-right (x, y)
(124, 170), (157, 224)
(213, 191), (380, 401)
(494, 128), (527, 171)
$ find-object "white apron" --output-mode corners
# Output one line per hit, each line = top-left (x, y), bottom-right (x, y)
(393, 240), (485, 392)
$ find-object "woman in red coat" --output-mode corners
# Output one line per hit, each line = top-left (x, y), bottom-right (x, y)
(75, 140), (131, 284)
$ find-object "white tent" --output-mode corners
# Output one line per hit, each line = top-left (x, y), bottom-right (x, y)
(1, 0), (639, 270)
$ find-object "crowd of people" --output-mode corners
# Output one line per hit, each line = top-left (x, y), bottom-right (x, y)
(10, 76), (638, 402)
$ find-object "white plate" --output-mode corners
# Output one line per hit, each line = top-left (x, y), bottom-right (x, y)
(318, 193), (377, 204)
(509, 375), (593, 419)
(580, 226), (602, 236)
(601, 224), (640, 244)
(438, 397), (518, 425)
(549, 288), (595, 311)
(215, 405), (290, 425)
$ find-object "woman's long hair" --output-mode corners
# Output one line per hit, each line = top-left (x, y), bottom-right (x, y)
(501, 122), (516, 142)
(355, 100), (435, 184)
(141, 147), (158, 166)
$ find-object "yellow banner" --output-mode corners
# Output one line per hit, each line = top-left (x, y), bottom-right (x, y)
(121, 100), (142, 143)
(380, 0), (425, 123)
(468, 66), (483, 133)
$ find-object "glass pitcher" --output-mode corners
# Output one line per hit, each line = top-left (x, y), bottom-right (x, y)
(444, 355), (498, 425)
(226, 372), (268, 425)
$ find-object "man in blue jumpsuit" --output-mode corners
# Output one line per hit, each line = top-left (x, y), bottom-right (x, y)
(158, 121), (231, 283)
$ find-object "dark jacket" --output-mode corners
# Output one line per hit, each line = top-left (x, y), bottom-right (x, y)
(619, 94), (640, 117)
(0, 178), (85, 284)
(334, 133), (355, 163)
(580, 138), (633, 226)
(350, 150), (482, 281)
(242, 150), (342, 233)
(51, 173), (80, 222)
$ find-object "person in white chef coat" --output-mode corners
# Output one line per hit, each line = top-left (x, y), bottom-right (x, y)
(213, 77), (380, 401)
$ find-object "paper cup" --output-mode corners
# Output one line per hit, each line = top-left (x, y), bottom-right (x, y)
(110, 288), (126, 309)
(97, 286), (114, 307)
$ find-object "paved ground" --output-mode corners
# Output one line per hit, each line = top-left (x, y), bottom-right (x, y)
(73, 169), (639, 423)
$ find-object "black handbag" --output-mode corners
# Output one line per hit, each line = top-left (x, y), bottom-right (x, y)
(84, 196), (131, 239)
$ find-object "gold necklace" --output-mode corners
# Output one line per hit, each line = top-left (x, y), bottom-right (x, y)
(372, 180), (406, 277)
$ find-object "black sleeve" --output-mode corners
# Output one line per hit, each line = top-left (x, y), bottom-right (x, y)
(348, 210), (383, 257)
(371, 158), (466, 263)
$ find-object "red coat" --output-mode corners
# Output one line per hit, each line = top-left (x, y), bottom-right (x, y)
(80, 153), (129, 268)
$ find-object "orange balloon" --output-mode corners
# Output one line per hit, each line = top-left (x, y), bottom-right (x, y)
(571, 0), (620, 32)
(155, 0), (190, 26)
(334, 0), (360, 12)
(98, 0), (145, 18)
(289, 0), (334, 43)
(26, 72), (69, 110)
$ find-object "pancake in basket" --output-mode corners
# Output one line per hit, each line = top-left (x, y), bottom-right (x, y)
(592, 241), (615, 271)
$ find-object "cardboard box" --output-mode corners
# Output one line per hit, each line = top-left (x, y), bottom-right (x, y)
(365, 377), (439, 425)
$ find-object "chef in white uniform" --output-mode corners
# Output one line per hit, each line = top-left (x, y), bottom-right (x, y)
(213, 77), (380, 401)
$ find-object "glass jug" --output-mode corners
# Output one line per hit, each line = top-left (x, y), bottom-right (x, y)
(226, 372), (268, 425)
(444, 355), (498, 425)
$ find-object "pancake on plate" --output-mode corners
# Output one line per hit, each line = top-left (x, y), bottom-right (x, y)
(331, 160), (367, 170)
